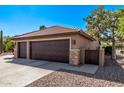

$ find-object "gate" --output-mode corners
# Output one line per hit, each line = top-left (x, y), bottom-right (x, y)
(85, 50), (99, 65)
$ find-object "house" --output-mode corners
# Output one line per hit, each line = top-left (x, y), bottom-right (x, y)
(13, 26), (99, 65)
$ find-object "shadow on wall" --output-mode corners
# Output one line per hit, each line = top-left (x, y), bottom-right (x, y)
(4, 55), (124, 84)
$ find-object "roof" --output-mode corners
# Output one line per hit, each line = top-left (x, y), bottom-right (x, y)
(85, 30), (95, 36)
(13, 26), (96, 41)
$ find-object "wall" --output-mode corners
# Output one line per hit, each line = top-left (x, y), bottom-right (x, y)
(14, 34), (95, 66)
(90, 41), (99, 50)
(14, 34), (93, 50)
(74, 35), (92, 49)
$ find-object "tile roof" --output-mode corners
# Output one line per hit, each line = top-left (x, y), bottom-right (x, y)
(13, 26), (95, 41)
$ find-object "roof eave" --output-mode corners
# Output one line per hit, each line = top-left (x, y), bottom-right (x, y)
(12, 30), (96, 41)
(78, 30), (96, 41)
(12, 32), (79, 40)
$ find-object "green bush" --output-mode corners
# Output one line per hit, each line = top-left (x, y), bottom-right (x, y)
(3, 37), (15, 52)
(103, 46), (112, 55)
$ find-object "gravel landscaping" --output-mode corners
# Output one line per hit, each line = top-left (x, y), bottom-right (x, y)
(27, 56), (124, 87)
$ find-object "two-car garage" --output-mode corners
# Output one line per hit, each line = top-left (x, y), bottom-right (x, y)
(18, 39), (70, 63)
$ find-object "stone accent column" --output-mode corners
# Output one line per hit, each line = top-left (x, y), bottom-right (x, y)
(27, 41), (30, 60)
(14, 42), (18, 58)
(80, 49), (85, 65)
(69, 49), (80, 65)
(99, 49), (105, 67)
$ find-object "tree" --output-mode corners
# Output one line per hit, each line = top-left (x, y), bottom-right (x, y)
(3, 36), (15, 52)
(84, 6), (124, 60)
(117, 9), (124, 50)
(39, 25), (47, 30)
(84, 5), (108, 48)
(105, 9), (124, 59)
(105, 11), (118, 59)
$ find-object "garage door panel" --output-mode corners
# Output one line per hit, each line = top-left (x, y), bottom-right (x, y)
(30, 39), (69, 63)
(18, 42), (27, 58)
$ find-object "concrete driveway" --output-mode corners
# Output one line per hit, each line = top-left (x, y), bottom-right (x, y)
(0, 55), (98, 87)
(0, 55), (69, 87)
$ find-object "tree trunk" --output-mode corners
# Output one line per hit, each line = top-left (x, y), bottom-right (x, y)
(112, 41), (116, 60)
(121, 40), (123, 51)
(111, 30), (116, 60)
(98, 40), (101, 49)
(97, 29), (101, 49)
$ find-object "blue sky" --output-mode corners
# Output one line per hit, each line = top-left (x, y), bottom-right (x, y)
(0, 5), (124, 36)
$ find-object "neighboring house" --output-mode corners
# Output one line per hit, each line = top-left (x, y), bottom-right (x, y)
(13, 26), (99, 65)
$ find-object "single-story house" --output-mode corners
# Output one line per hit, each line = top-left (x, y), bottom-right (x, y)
(13, 26), (99, 65)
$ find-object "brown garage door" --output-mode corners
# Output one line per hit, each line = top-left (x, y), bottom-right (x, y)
(30, 39), (69, 63)
(18, 42), (27, 58)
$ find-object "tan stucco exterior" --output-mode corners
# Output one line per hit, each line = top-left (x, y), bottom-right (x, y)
(14, 34), (98, 50)
(14, 33), (99, 66)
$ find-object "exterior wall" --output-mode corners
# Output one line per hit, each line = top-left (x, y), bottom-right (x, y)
(90, 41), (99, 50)
(80, 49), (85, 64)
(99, 49), (105, 67)
(14, 42), (18, 58)
(14, 34), (94, 66)
(70, 49), (80, 65)
(74, 35), (99, 50)
(14, 34), (93, 50)
(74, 35), (92, 49)
(27, 41), (30, 59)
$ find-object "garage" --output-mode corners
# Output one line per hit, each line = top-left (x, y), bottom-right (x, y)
(30, 39), (70, 63)
(18, 42), (27, 58)
(14, 26), (98, 66)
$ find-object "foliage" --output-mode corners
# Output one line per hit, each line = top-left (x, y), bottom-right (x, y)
(84, 6), (124, 59)
(84, 5), (108, 46)
(39, 25), (47, 30)
(103, 45), (112, 55)
(116, 9), (124, 50)
(105, 10), (119, 59)
(3, 36), (15, 52)
(116, 44), (124, 49)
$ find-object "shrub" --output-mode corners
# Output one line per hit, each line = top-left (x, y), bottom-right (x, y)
(103, 46), (112, 55)
(3, 36), (15, 52)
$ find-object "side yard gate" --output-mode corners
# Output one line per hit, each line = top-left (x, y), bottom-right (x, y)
(80, 49), (104, 66)
(85, 50), (99, 65)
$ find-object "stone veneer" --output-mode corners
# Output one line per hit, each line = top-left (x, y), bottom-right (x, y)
(69, 49), (80, 65)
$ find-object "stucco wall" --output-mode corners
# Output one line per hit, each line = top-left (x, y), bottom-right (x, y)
(14, 34), (97, 50)
(14, 34), (98, 66)
(90, 41), (99, 50)
(73, 35), (99, 50)
(74, 35), (91, 49)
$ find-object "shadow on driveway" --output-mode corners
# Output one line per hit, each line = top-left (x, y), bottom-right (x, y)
(4, 55), (124, 85)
